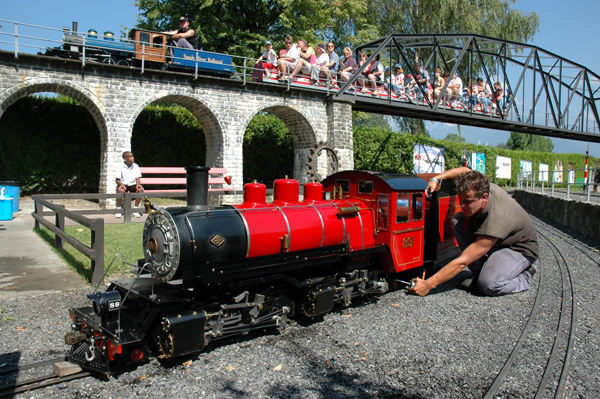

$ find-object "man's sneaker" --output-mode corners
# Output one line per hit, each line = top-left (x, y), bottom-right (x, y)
(115, 207), (122, 218)
(460, 274), (479, 292)
(525, 265), (537, 277)
(132, 212), (142, 218)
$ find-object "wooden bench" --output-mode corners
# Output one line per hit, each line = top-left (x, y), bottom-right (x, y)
(138, 167), (235, 195)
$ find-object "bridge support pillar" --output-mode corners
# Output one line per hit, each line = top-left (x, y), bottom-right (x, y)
(327, 98), (355, 172)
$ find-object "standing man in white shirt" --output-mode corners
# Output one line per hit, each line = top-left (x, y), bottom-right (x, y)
(116, 152), (144, 218)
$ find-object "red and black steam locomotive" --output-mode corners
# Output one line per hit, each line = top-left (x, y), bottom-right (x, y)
(65, 167), (460, 373)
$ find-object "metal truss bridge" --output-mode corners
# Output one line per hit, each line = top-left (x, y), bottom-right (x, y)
(336, 34), (600, 143)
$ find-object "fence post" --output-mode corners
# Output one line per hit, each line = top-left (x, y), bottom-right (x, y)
(123, 193), (132, 224)
(34, 200), (42, 230)
(91, 218), (105, 286)
(55, 205), (65, 250)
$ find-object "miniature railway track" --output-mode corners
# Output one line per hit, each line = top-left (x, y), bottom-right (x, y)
(483, 221), (577, 398)
(0, 357), (90, 397)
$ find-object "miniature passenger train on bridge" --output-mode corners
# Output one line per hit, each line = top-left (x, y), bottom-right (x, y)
(65, 167), (461, 373)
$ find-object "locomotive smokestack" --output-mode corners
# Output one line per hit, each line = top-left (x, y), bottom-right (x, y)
(185, 166), (210, 210)
(72, 21), (78, 35)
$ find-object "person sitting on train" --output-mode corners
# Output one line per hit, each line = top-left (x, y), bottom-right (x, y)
(255, 40), (278, 78)
(357, 50), (371, 92)
(492, 82), (505, 114)
(339, 47), (359, 89)
(287, 39), (317, 82)
(321, 42), (339, 88)
(410, 167), (538, 297)
(277, 35), (300, 81)
(365, 54), (385, 96)
(410, 62), (430, 101)
(310, 43), (330, 85)
(390, 65), (405, 94)
(163, 16), (198, 59)
(464, 78), (478, 109)
(475, 77), (493, 113)
(432, 67), (451, 104)
(447, 72), (463, 107)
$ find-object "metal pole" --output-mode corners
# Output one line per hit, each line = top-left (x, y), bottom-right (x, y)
(14, 23), (19, 58)
(141, 44), (145, 74)
(82, 35), (86, 67)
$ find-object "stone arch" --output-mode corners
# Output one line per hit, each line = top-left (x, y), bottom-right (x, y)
(128, 92), (227, 169)
(0, 79), (111, 191)
(241, 101), (321, 183)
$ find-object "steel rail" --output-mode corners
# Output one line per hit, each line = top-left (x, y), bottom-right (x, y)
(0, 356), (66, 377)
(483, 221), (577, 399)
(482, 254), (544, 399)
(532, 222), (579, 399)
(0, 372), (90, 397)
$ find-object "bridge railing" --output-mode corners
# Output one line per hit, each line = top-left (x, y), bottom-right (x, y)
(2, 21), (599, 137)
(517, 167), (599, 202)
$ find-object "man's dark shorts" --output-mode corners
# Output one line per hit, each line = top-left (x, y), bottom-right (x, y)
(118, 185), (143, 193)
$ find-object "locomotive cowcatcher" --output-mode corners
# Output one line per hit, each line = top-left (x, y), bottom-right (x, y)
(65, 166), (460, 373)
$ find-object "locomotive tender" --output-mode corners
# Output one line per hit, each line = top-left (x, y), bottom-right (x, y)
(65, 167), (460, 373)
(40, 22), (234, 77)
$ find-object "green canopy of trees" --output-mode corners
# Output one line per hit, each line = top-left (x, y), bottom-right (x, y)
(505, 132), (555, 153)
(135, 0), (539, 62)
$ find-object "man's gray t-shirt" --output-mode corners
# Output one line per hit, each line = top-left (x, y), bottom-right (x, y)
(469, 184), (539, 259)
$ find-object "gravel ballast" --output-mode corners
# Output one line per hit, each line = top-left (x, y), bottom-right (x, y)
(0, 214), (598, 398)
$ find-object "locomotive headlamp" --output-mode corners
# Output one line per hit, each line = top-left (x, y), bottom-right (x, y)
(88, 291), (121, 316)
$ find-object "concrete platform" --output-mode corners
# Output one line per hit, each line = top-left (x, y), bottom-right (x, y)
(0, 215), (89, 299)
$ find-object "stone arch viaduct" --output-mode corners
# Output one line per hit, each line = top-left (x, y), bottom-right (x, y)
(0, 52), (354, 194)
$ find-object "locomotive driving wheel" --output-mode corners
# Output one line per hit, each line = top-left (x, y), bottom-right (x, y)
(306, 142), (339, 182)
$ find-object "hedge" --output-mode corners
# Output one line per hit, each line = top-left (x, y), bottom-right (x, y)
(353, 127), (598, 186)
(0, 96), (595, 193)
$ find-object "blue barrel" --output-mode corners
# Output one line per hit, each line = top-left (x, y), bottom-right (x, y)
(0, 182), (20, 213)
(0, 195), (13, 221)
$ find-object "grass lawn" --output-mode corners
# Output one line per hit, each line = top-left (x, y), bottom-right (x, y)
(35, 223), (145, 283)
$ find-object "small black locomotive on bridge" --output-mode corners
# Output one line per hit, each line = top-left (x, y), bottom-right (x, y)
(40, 22), (234, 77)
(65, 167), (460, 373)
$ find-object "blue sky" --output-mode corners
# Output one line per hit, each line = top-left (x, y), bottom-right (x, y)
(1, 0), (599, 157)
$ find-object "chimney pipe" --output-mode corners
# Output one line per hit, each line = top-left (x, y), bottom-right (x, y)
(185, 166), (210, 210)
(72, 21), (78, 35)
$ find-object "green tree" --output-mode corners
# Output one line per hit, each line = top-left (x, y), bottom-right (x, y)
(352, 111), (391, 130)
(365, 0), (539, 136)
(243, 114), (293, 184)
(505, 132), (554, 152)
(135, 0), (371, 58)
(393, 116), (429, 136)
(443, 132), (466, 143)
(132, 103), (206, 167)
(0, 95), (100, 193)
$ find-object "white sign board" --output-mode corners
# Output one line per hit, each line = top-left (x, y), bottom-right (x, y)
(496, 156), (512, 179)
(554, 160), (563, 182)
(520, 160), (532, 179)
(413, 144), (445, 174)
(539, 163), (549, 182)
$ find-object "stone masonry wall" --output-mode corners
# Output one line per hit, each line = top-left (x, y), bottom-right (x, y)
(0, 52), (354, 193)
(513, 190), (600, 240)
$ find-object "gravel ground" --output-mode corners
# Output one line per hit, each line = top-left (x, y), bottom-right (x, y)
(0, 214), (598, 399)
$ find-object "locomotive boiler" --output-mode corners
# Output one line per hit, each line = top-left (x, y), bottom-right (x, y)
(65, 166), (460, 373)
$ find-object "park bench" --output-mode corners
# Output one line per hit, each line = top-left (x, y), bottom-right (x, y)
(139, 167), (237, 202)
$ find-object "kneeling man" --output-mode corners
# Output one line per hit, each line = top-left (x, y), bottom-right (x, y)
(410, 167), (538, 297)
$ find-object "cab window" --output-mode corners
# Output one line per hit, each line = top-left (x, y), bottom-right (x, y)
(335, 179), (350, 194)
(377, 193), (389, 231)
(412, 193), (423, 221)
(396, 193), (409, 223)
(357, 180), (373, 195)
